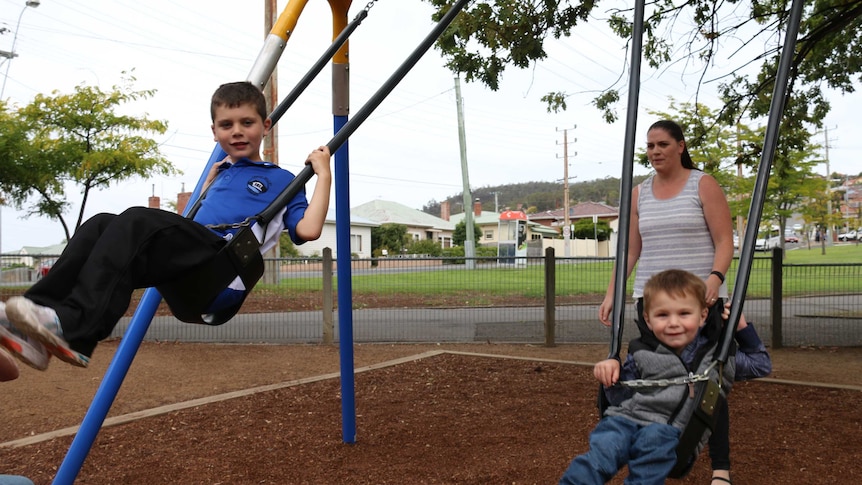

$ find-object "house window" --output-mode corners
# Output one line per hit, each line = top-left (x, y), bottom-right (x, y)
(484, 230), (494, 240)
(350, 234), (362, 253)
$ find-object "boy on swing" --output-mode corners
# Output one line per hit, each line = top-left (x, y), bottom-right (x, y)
(559, 269), (770, 485)
(0, 81), (331, 370)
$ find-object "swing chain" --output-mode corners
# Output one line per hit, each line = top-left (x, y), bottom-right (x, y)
(205, 217), (257, 232)
(363, 0), (378, 13)
(620, 361), (718, 389)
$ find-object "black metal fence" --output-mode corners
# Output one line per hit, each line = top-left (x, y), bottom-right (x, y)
(1, 249), (860, 348)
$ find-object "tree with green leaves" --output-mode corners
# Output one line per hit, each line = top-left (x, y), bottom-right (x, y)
(408, 239), (444, 256)
(427, 0), (857, 129)
(452, 219), (481, 247)
(759, 123), (824, 249)
(0, 76), (177, 241)
(279, 232), (301, 257)
(797, 173), (834, 253)
(572, 218), (611, 241)
(371, 223), (409, 255)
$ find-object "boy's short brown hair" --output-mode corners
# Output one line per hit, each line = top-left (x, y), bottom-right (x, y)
(210, 81), (267, 122)
(642, 269), (707, 315)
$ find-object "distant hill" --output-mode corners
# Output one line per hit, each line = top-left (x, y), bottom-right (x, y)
(421, 175), (650, 216)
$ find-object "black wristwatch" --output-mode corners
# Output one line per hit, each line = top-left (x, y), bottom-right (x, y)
(710, 270), (725, 284)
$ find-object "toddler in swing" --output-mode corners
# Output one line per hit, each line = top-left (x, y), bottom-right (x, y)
(0, 81), (331, 370)
(559, 269), (769, 485)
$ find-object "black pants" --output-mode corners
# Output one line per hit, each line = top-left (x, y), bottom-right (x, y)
(25, 208), (225, 357)
(635, 297), (731, 471)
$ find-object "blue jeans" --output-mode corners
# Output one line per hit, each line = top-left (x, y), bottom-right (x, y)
(559, 415), (680, 485)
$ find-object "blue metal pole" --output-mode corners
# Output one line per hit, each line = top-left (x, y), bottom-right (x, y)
(53, 146), (227, 485)
(333, 115), (356, 443)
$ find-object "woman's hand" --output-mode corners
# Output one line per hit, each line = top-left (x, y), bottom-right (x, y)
(598, 293), (614, 327)
(705, 274), (721, 307)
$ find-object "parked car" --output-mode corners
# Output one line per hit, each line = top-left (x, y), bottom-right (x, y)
(755, 233), (781, 251)
(838, 230), (857, 241)
(38, 258), (56, 278)
(785, 233), (799, 244)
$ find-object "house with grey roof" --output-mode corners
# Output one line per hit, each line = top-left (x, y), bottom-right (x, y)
(528, 201), (619, 257)
(529, 201), (619, 233)
(295, 208), (378, 258)
(352, 199), (455, 248)
(4, 242), (66, 267)
(447, 200), (557, 246)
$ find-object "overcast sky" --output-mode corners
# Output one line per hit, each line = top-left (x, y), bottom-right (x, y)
(1, 0), (860, 252)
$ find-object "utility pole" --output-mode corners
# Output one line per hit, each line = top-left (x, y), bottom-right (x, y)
(491, 191), (501, 256)
(556, 126), (576, 257)
(262, 0), (279, 283)
(824, 127), (833, 245)
(454, 76), (475, 269)
(263, 0), (279, 166)
(0, 0), (40, 100)
(0, 0), (40, 259)
(491, 191), (500, 213)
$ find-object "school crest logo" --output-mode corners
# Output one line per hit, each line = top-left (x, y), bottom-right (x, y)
(246, 177), (269, 195)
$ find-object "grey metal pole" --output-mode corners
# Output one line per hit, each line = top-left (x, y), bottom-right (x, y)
(608, 0), (645, 359)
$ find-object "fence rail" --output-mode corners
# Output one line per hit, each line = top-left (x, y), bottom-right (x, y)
(2, 249), (860, 348)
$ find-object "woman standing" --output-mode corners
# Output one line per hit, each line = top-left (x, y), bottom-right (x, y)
(598, 120), (736, 484)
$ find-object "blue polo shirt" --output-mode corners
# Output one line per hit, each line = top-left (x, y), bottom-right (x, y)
(192, 158), (309, 314)
(193, 157), (308, 245)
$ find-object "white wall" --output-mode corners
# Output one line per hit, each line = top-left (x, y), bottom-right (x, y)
(292, 222), (373, 259)
(542, 238), (610, 257)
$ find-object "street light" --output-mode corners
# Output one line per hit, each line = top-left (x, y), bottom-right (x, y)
(0, 0), (38, 262)
(0, 0), (40, 100)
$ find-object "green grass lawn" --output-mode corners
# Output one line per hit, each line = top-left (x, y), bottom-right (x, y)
(784, 242), (862, 264)
(267, 246), (860, 301)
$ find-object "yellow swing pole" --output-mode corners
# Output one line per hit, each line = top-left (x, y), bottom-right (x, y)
(247, 0), (310, 89)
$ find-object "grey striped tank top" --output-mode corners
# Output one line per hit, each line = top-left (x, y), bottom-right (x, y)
(632, 170), (727, 298)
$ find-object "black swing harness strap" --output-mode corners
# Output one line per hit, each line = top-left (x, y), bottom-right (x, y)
(668, 376), (726, 478)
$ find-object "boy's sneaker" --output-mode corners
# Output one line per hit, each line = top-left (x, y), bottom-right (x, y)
(0, 302), (50, 371)
(6, 297), (89, 368)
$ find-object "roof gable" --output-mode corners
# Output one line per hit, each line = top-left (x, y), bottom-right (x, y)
(529, 201), (619, 221)
(448, 211), (501, 225)
(351, 200), (455, 230)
